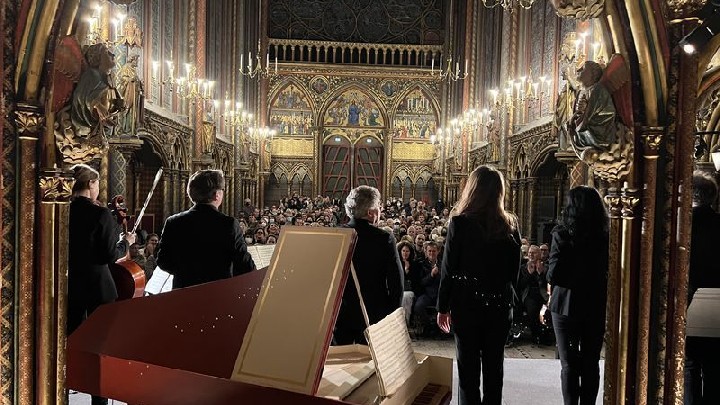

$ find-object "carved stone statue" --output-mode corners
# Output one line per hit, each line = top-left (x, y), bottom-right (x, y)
(568, 58), (634, 182)
(115, 54), (144, 136)
(569, 61), (619, 157)
(550, 0), (605, 19)
(554, 70), (578, 151)
(52, 38), (123, 164)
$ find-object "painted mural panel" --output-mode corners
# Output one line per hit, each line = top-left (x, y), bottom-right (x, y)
(324, 89), (384, 127)
(393, 88), (436, 140)
(269, 83), (314, 135)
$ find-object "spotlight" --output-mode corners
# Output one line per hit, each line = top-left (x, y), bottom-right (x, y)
(679, 9), (720, 54)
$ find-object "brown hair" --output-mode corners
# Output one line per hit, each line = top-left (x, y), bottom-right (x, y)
(187, 170), (225, 204)
(70, 164), (100, 196)
(451, 165), (515, 238)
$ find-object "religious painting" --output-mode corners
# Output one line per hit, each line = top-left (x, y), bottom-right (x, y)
(323, 89), (384, 128)
(310, 76), (329, 95)
(380, 80), (397, 97)
(269, 83), (314, 136)
(394, 89), (437, 140)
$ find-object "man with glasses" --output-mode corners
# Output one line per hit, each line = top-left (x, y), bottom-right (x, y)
(156, 170), (255, 289)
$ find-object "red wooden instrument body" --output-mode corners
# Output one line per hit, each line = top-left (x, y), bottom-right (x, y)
(110, 258), (146, 300)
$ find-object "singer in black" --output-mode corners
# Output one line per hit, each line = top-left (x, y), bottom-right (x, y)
(68, 164), (135, 405)
(548, 186), (609, 405)
(156, 169), (255, 289)
(333, 185), (404, 345)
(437, 166), (522, 405)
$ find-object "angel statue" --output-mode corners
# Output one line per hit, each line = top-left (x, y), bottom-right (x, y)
(568, 58), (634, 182)
(116, 54), (144, 136)
(52, 38), (124, 164)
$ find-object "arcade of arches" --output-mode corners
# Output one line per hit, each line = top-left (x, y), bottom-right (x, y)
(1, 0), (718, 404)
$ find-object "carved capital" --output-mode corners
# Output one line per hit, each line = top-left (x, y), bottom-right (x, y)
(604, 188), (623, 218)
(621, 187), (641, 219)
(640, 126), (664, 158)
(14, 103), (44, 139)
(666, 0), (705, 17)
(39, 169), (74, 203)
(550, 0), (604, 19)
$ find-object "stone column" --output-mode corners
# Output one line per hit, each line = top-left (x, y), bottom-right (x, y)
(13, 103), (42, 405)
(108, 137), (143, 201)
(527, 177), (538, 243)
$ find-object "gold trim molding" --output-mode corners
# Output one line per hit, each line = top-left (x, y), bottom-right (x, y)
(392, 142), (434, 161)
(39, 170), (74, 204)
(270, 138), (314, 157)
(14, 103), (44, 139)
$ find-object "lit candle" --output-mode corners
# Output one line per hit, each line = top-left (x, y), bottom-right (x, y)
(118, 14), (126, 37)
(431, 58), (434, 73)
(248, 52), (252, 70)
(240, 54), (244, 72)
(185, 63), (192, 77)
(592, 42), (600, 61)
(464, 59), (468, 75)
(152, 61), (159, 79)
(167, 61), (174, 80)
(275, 56), (278, 74)
(455, 61), (460, 75)
(491, 89), (498, 105)
(112, 19), (119, 41)
(266, 53), (270, 71)
(532, 82), (539, 97)
(575, 39), (582, 59)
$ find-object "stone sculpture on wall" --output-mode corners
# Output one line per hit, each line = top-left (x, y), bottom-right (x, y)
(550, 0), (605, 20)
(568, 58), (633, 182)
(52, 38), (124, 164)
(115, 54), (144, 136)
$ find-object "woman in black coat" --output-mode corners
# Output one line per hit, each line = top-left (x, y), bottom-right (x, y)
(436, 166), (522, 405)
(547, 186), (609, 405)
(68, 164), (135, 334)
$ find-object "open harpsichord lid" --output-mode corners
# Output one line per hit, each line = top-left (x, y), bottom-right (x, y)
(231, 226), (357, 395)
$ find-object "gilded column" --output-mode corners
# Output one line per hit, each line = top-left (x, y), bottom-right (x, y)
(527, 178), (537, 242)
(14, 103), (42, 405)
(636, 127), (663, 405)
(37, 168), (73, 405)
(603, 186), (622, 405)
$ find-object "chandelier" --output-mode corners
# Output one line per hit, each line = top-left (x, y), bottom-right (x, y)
(239, 40), (278, 80)
(151, 57), (215, 104)
(430, 56), (468, 82)
(488, 70), (550, 112)
(481, 0), (535, 11)
(219, 94), (254, 129)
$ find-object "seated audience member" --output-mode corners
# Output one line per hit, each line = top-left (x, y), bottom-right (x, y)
(397, 241), (423, 324)
(519, 245), (549, 344)
(129, 243), (146, 269)
(143, 233), (159, 281)
(414, 233), (427, 259)
(414, 241), (442, 334)
(253, 227), (267, 244)
(266, 235), (277, 245)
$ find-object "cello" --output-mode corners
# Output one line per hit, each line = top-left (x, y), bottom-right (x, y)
(109, 168), (163, 300)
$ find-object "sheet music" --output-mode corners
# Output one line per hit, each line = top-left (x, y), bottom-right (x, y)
(364, 308), (418, 397)
(246, 244), (276, 269)
(144, 268), (173, 295)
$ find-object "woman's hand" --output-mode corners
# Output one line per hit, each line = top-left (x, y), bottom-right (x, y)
(437, 312), (451, 334)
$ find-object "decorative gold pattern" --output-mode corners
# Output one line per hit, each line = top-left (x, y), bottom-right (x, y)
(39, 172), (74, 203)
(665, 0), (705, 17)
(271, 138), (314, 157)
(13, 104), (44, 138)
(549, 0), (605, 19)
(641, 127), (663, 157)
(620, 187), (640, 218)
(391, 142), (435, 161)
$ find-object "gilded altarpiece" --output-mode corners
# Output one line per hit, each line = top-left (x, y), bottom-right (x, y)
(266, 70), (440, 204)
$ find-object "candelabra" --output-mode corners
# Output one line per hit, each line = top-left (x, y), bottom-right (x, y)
(239, 40), (278, 80)
(488, 70), (551, 113)
(481, 0), (535, 11)
(430, 56), (468, 82)
(83, 3), (127, 46)
(220, 96), (254, 129)
(151, 57), (215, 105)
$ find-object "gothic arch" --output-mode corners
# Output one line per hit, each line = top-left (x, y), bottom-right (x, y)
(391, 84), (440, 121)
(320, 84), (388, 129)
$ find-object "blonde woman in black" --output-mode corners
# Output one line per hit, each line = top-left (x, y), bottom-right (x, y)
(437, 166), (522, 405)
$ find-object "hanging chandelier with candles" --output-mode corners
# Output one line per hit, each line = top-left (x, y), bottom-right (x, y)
(481, 0), (535, 11)
(430, 56), (468, 82)
(151, 56), (215, 104)
(239, 40), (278, 80)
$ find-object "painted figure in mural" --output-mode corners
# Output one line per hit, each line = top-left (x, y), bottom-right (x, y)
(348, 101), (361, 125)
(116, 54), (144, 136)
(381, 81), (396, 97)
(554, 69), (578, 151)
(71, 43), (123, 135)
(366, 108), (380, 126)
(569, 61), (619, 155)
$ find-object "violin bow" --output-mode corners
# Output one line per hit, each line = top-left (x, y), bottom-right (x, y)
(131, 167), (163, 234)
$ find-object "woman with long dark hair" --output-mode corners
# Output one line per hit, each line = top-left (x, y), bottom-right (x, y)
(548, 186), (609, 405)
(436, 165), (521, 405)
